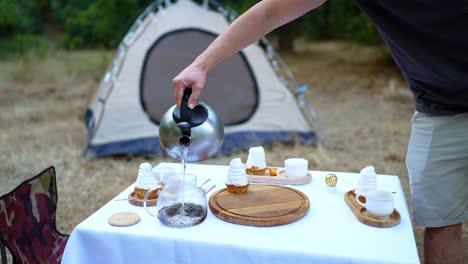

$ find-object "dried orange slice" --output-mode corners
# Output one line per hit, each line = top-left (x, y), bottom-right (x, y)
(268, 167), (277, 176)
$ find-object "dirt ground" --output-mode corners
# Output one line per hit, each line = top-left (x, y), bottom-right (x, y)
(0, 41), (466, 263)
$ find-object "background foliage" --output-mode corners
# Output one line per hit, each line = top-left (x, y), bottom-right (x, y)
(0, 0), (381, 55)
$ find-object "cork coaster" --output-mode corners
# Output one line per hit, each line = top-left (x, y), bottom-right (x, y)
(108, 212), (140, 227)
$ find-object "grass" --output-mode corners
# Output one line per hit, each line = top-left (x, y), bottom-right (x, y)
(0, 41), (466, 263)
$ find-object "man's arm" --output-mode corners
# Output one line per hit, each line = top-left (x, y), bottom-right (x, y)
(173, 0), (327, 108)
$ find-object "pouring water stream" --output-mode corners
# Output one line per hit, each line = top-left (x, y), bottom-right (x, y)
(180, 145), (188, 223)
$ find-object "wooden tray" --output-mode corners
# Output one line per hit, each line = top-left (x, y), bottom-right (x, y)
(209, 184), (310, 227)
(344, 190), (400, 228)
(128, 191), (157, 207)
(249, 168), (312, 185)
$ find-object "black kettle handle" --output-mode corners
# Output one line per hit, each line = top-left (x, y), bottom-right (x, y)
(180, 88), (192, 123)
(173, 88), (208, 128)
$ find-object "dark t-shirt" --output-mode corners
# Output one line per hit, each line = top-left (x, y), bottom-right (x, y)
(352, 0), (468, 115)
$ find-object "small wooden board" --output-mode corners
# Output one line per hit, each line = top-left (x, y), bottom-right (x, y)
(108, 212), (140, 227)
(344, 190), (400, 228)
(249, 168), (312, 185)
(128, 191), (157, 207)
(209, 184), (310, 227)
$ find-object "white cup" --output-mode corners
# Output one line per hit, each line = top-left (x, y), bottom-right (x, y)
(357, 189), (394, 217)
(284, 158), (308, 178)
(152, 165), (176, 183)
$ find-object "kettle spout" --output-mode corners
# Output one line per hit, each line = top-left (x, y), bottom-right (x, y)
(177, 121), (191, 147)
(179, 135), (191, 147)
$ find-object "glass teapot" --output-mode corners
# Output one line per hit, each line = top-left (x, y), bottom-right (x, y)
(143, 173), (214, 228)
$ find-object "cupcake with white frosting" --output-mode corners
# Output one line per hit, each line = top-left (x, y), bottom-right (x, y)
(245, 146), (267, 175)
(355, 166), (378, 197)
(134, 162), (162, 199)
(226, 158), (250, 194)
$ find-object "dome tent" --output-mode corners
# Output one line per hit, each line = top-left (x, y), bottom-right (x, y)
(84, 0), (319, 158)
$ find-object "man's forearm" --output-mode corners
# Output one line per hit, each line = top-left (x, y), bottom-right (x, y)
(193, 0), (327, 71)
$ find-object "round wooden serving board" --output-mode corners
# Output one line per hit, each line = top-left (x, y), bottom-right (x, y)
(209, 184), (310, 227)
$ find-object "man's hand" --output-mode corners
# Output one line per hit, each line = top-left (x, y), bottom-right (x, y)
(172, 62), (207, 109)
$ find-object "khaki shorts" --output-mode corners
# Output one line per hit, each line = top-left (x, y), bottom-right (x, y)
(406, 111), (468, 227)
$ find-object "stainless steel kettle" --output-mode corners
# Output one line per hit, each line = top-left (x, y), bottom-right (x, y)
(159, 89), (224, 162)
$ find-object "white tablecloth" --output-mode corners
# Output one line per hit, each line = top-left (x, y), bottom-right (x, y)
(62, 163), (419, 264)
